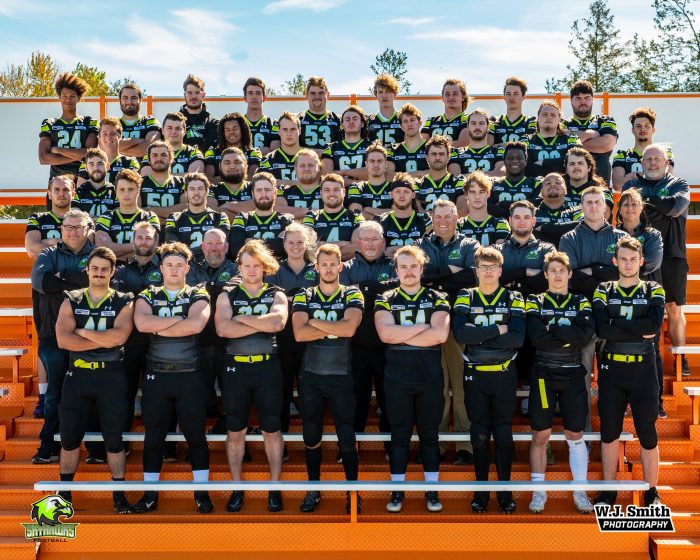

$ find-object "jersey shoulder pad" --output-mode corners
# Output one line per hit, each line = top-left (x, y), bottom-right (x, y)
(64, 288), (84, 304)
(453, 288), (471, 308)
(509, 290), (525, 307)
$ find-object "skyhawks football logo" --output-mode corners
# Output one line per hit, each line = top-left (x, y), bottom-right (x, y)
(22, 495), (79, 540)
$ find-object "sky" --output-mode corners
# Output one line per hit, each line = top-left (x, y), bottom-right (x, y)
(0, 0), (661, 96)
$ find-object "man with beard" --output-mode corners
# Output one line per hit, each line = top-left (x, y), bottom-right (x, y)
(489, 142), (542, 219)
(564, 147), (613, 219)
(73, 148), (117, 218)
(243, 77), (280, 155)
(303, 174), (364, 261)
(488, 77), (536, 146)
(118, 82), (161, 159)
(276, 149), (323, 219)
(141, 113), (204, 177)
(298, 76), (342, 153)
(39, 72), (98, 181)
(293, 244), (364, 514)
(564, 80), (618, 185)
(457, 171), (510, 246)
(419, 199), (479, 465)
(448, 109), (504, 177)
(415, 135), (465, 214)
(623, 145), (691, 376)
(259, 112), (302, 186)
(340, 221), (396, 461)
(96, 169), (160, 262)
(112, 222), (163, 453)
(25, 175), (76, 419)
(613, 107), (674, 192)
(533, 173), (582, 247)
(229, 172), (294, 259)
(139, 141), (187, 220)
(207, 147), (255, 217)
(180, 74), (219, 154)
(76, 117), (140, 189)
(524, 101), (580, 178)
(379, 173), (432, 258)
(355, 142), (392, 219)
(386, 104), (429, 178)
(165, 173), (230, 258)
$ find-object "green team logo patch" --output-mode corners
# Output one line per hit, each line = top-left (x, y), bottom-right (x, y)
(78, 257), (89, 270)
(525, 250), (539, 260)
(218, 272), (232, 282)
(657, 187), (669, 197)
(378, 273), (390, 281)
(304, 270), (317, 281)
(22, 495), (79, 540)
(607, 243), (617, 254)
(147, 271), (162, 282)
(448, 249), (461, 260)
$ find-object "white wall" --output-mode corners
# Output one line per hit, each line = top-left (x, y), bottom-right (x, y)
(1, 93), (698, 190)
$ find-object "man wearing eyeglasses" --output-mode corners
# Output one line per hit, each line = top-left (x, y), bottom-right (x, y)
(30, 209), (95, 464)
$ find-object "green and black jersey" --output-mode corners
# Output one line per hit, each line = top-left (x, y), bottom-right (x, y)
(613, 147), (675, 176)
(279, 184), (322, 211)
(96, 208), (160, 245)
(141, 144), (204, 175)
(368, 111), (404, 145)
(26, 211), (64, 240)
(40, 115), (98, 177)
(208, 181), (253, 206)
(387, 140), (429, 173)
(204, 146), (263, 177)
(379, 210), (431, 248)
(449, 145), (504, 174)
(457, 215), (510, 246)
(489, 114), (537, 144)
(258, 147), (300, 183)
(77, 155), (140, 185)
(120, 115), (160, 140)
(165, 208), (231, 253)
(415, 173), (465, 212)
(244, 114), (279, 150)
(322, 138), (369, 170)
(354, 181), (393, 210)
(73, 182), (117, 218)
(421, 112), (468, 141)
(222, 282), (282, 355)
(298, 110), (342, 150)
(140, 175), (185, 208)
(303, 208), (364, 242)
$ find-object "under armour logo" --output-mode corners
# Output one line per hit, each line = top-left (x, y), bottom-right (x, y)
(226, 367), (236, 373)
(146, 374), (155, 380)
(600, 364), (608, 370)
(464, 375), (473, 381)
(66, 371), (73, 377)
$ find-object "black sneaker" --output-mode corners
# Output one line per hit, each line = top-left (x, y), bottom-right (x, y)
(497, 492), (517, 514)
(32, 452), (59, 464)
(453, 450), (473, 465)
(682, 357), (692, 377)
(113, 491), (133, 514)
(227, 490), (244, 512)
(267, 490), (284, 512)
(299, 491), (321, 513)
(386, 491), (405, 513)
(195, 491), (214, 513)
(471, 492), (489, 513)
(346, 491), (362, 514)
(86, 453), (106, 465)
(425, 491), (443, 512)
(644, 487), (663, 507)
(658, 404), (668, 419)
(132, 491), (159, 513)
(594, 491), (618, 506)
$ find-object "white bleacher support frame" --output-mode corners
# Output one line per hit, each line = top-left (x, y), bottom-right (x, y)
(683, 387), (700, 425)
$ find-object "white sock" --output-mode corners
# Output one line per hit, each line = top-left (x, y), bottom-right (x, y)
(531, 472), (545, 482)
(390, 473), (406, 482)
(39, 383), (48, 395)
(424, 471), (439, 482)
(193, 469), (210, 482)
(568, 439), (589, 481)
(143, 472), (160, 482)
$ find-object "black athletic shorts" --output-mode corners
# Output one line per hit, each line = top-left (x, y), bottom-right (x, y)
(660, 257), (688, 305)
(597, 354), (658, 447)
(221, 354), (283, 433)
(529, 374), (588, 432)
(59, 363), (128, 453)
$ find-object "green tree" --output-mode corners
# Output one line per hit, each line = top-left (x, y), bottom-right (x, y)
(108, 77), (146, 96)
(650, 0), (700, 90)
(370, 48), (411, 94)
(0, 51), (61, 97)
(545, 0), (627, 92)
(281, 73), (306, 95)
(72, 63), (108, 96)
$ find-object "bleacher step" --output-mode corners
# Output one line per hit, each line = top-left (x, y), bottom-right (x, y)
(0, 536), (35, 560)
(651, 537), (700, 560)
(625, 437), (695, 461)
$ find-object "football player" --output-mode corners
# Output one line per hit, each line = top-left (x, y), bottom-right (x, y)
(118, 82), (161, 159)
(368, 74), (404, 145)
(422, 78), (470, 147)
(243, 76), (280, 155)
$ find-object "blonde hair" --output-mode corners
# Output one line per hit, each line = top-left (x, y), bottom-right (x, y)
(394, 245), (428, 267)
(283, 222), (317, 262)
(474, 246), (504, 267)
(373, 74), (400, 95)
(237, 238), (280, 275)
(464, 170), (492, 194)
(316, 243), (342, 263)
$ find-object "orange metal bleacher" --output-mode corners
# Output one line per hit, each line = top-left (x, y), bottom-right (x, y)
(1, 191), (700, 558)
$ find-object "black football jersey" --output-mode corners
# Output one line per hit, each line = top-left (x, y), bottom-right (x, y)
(204, 146), (263, 177)
(292, 284), (364, 328)
(40, 115), (99, 177)
(137, 284), (210, 371)
(142, 145), (204, 175)
(140, 175), (185, 208)
(564, 115), (618, 139)
(422, 112), (468, 141)
(387, 140), (429, 173)
(322, 139), (369, 170)
(524, 133), (580, 171)
(223, 282), (282, 355)
(298, 110), (342, 150)
(66, 288), (133, 362)
(535, 202), (582, 227)
(280, 184), (322, 211)
(415, 173), (465, 212)
(120, 115), (160, 140)
(375, 286), (449, 328)
(453, 286), (525, 364)
(73, 182), (117, 217)
(379, 210), (432, 248)
(244, 114), (279, 150)
(355, 181), (393, 210)
(230, 211), (293, 243)
(303, 208), (364, 242)
(77, 155), (140, 185)
(165, 209), (231, 253)
(368, 111), (404, 145)
(258, 147), (300, 183)
(96, 208), (160, 245)
(592, 280), (665, 355)
(209, 181), (253, 206)
(489, 176), (542, 208)
(489, 114), (537, 144)
(26, 211), (64, 240)
(450, 145), (504, 174)
(457, 215), (510, 246)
